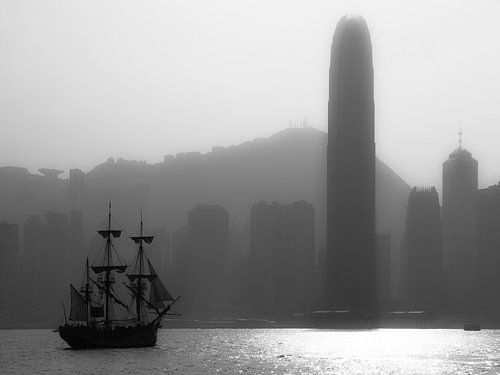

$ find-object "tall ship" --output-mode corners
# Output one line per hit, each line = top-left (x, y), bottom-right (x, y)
(59, 203), (179, 348)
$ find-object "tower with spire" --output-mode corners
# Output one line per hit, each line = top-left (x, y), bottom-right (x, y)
(442, 130), (478, 306)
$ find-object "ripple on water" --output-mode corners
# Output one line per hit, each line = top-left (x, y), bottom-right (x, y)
(1, 329), (500, 374)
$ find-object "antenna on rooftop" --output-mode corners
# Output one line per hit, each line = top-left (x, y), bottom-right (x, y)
(458, 122), (463, 150)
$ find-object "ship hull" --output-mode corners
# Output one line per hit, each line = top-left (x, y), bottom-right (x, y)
(59, 323), (159, 349)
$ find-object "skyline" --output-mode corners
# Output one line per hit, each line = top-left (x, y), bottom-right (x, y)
(3, 2), (500, 372)
(1, 0), (500, 191)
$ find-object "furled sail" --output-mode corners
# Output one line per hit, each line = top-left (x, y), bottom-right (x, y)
(69, 284), (87, 321)
(148, 259), (174, 304)
(91, 265), (128, 274)
(130, 236), (154, 244)
(98, 230), (122, 238)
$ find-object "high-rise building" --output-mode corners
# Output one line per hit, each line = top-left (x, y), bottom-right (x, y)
(250, 201), (315, 316)
(327, 15), (376, 313)
(228, 227), (252, 308)
(401, 187), (445, 309)
(287, 201), (316, 314)
(68, 169), (86, 285)
(23, 212), (69, 324)
(0, 222), (19, 325)
(188, 205), (229, 316)
(442, 140), (478, 304)
(21, 214), (44, 322)
(69, 210), (85, 285)
(170, 226), (191, 316)
(375, 233), (391, 309)
(476, 182), (500, 311)
(250, 202), (277, 313)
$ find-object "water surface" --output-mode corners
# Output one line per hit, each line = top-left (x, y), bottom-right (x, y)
(1, 329), (500, 374)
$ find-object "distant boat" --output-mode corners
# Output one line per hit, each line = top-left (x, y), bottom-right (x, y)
(58, 203), (180, 349)
(463, 322), (481, 331)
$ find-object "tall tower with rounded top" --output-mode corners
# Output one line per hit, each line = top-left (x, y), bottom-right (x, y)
(442, 135), (478, 304)
(327, 15), (376, 313)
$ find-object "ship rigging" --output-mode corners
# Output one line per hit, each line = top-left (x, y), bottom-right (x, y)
(59, 203), (179, 348)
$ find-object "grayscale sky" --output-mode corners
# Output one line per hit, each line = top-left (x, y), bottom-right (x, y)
(0, 0), (499, 190)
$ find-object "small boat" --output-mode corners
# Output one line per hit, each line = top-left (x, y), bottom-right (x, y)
(463, 322), (481, 331)
(58, 203), (180, 349)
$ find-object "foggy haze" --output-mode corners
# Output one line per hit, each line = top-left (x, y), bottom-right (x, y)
(1, 0), (499, 189)
(4, 2), (500, 368)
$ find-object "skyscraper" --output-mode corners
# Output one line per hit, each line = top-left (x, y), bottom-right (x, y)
(23, 212), (69, 325)
(401, 187), (445, 309)
(442, 138), (478, 304)
(250, 201), (315, 316)
(0, 222), (18, 325)
(68, 168), (86, 285)
(170, 226), (191, 316)
(69, 210), (84, 285)
(327, 15), (376, 313)
(476, 182), (500, 311)
(375, 233), (391, 309)
(188, 205), (229, 316)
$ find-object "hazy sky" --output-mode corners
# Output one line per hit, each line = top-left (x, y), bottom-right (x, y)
(1, 0), (499, 190)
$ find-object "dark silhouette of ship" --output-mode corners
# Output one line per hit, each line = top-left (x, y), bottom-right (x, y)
(463, 322), (481, 331)
(59, 203), (179, 348)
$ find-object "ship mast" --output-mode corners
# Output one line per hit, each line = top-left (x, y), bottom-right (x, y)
(91, 201), (127, 327)
(85, 258), (90, 326)
(104, 201), (112, 326)
(128, 210), (151, 324)
(136, 211), (145, 322)
(128, 211), (158, 324)
(127, 210), (179, 326)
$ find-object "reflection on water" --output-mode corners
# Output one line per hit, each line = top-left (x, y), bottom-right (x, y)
(1, 329), (500, 374)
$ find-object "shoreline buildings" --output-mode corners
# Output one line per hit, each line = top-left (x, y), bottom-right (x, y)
(327, 15), (376, 313)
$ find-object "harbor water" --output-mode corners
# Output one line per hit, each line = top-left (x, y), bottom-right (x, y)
(2, 328), (500, 374)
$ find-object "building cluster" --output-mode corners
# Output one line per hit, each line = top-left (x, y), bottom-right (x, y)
(166, 201), (317, 320)
(1, 14), (499, 329)
(324, 14), (500, 322)
(0, 168), (87, 326)
(399, 146), (500, 315)
(0, 168), (319, 326)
